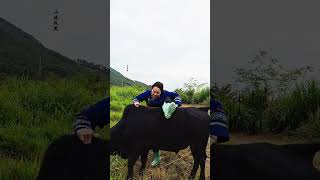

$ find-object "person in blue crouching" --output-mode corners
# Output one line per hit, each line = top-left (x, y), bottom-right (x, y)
(132, 81), (182, 166)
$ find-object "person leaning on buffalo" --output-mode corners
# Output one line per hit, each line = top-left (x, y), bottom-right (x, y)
(132, 81), (182, 166)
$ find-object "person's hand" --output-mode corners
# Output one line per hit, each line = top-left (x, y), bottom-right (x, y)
(210, 135), (217, 146)
(76, 128), (94, 144)
(134, 102), (140, 107)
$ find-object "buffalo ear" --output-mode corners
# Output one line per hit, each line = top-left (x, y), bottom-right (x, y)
(121, 105), (133, 120)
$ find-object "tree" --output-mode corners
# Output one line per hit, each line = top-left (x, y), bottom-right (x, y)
(183, 78), (207, 104)
(175, 78), (208, 104)
(233, 49), (312, 133)
(234, 49), (312, 96)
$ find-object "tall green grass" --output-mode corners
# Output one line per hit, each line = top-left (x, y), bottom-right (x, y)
(265, 81), (320, 135)
(0, 77), (108, 179)
(214, 81), (320, 137)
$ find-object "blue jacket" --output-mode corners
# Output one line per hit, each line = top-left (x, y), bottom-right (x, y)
(210, 99), (229, 143)
(74, 97), (110, 132)
(133, 90), (182, 107)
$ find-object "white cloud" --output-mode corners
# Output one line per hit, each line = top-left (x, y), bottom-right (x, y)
(111, 0), (210, 91)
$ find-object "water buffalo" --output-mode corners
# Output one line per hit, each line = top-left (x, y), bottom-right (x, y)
(110, 104), (210, 180)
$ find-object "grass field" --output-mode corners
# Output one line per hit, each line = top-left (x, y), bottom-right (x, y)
(0, 77), (108, 179)
(1, 77), (319, 179)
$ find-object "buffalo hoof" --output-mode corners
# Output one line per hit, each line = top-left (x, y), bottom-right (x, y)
(188, 176), (195, 180)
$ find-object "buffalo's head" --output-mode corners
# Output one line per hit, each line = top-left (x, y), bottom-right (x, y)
(110, 119), (129, 159)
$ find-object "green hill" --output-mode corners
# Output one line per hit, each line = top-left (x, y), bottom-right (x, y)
(110, 67), (147, 87)
(0, 17), (147, 87)
(0, 17), (108, 79)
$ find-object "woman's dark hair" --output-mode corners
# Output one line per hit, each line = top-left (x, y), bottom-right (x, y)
(151, 81), (163, 92)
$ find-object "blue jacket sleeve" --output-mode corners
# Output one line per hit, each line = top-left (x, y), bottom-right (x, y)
(210, 99), (229, 143)
(210, 111), (229, 143)
(166, 91), (182, 106)
(210, 99), (223, 112)
(132, 90), (151, 104)
(74, 97), (110, 132)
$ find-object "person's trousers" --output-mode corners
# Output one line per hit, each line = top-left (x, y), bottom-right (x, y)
(210, 144), (216, 179)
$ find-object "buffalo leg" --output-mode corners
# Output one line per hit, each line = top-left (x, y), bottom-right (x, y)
(199, 155), (206, 180)
(127, 155), (138, 180)
(199, 142), (207, 180)
(139, 150), (148, 176)
(190, 155), (200, 179)
(189, 145), (201, 179)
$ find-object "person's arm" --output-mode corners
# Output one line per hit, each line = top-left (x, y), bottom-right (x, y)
(167, 91), (182, 106)
(132, 90), (150, 106)
(73, 97), (110, 144)
(210, 111), (229, 143)
(74, 97), (109, 131)
(209, 100), (229, 144)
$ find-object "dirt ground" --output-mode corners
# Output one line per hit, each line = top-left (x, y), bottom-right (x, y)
(115, 132), (319, 179)
(225, 132), (317, 145)
(132, 140), (211, 180)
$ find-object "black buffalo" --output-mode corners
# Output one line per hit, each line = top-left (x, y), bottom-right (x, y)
(211, 143), (320, 180)
(37, 135), (109, 180)
(110, 104), (210, 180)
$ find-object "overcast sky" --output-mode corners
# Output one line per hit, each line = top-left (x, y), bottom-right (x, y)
(212, 0), (320, 86)
(0, 0), (108, 66)
(110, 0), (210, 91)
(2, 0), (319, 89)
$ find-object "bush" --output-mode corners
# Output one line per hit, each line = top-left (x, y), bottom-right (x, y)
(265, 81), (320, 133)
